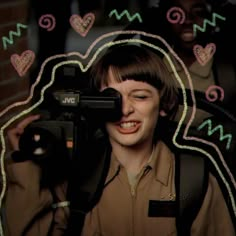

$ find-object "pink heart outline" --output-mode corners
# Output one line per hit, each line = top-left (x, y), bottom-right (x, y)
(10, 50), (35, 77)
(70, 13), (95, 37)
(193, 43), (216, 66)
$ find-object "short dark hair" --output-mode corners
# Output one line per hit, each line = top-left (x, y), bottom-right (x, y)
(90, 44), (179, 119)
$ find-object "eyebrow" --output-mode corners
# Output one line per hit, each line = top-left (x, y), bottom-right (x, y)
(191, 3), (206, 8)
(130, 89), (153, 93)
(174, 3), (206, 10)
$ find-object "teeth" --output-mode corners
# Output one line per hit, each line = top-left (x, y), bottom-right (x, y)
(120, 122), (136, 128)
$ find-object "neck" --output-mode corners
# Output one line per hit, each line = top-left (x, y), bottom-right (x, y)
(175, 48), (196, 67)
(111, 141), (154, 175)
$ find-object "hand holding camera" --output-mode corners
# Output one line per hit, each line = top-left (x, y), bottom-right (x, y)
(6, 87), (122, 187)
(7, 114), (41, 151)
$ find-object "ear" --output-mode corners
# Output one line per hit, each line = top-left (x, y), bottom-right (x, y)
(159, 109), (167, 117)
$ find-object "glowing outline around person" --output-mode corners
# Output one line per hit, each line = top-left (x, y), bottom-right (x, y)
(0, 30), (235, 236)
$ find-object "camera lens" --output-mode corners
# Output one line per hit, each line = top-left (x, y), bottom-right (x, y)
(19, 126), (58, 163)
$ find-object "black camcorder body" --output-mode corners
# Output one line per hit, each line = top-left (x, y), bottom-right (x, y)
(17, 88), (122, 187)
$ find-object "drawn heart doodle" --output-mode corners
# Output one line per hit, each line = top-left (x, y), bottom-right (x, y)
(193, 43), (216, 66)
(10, 50), (35, 77)
(70, 13), (95, 37)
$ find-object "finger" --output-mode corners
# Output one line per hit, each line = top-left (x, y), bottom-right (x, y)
(7, 114), (40, 150)
(7, 126), (23, 137)
(16, 114), (40, 130)
(7, 128), (21, 150)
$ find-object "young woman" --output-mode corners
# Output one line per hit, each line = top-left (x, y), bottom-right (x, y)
(4, 44), (235, 235)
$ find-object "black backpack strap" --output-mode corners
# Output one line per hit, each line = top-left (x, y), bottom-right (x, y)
(64, 130), (111, 236)
(175, 152), (208, 236)
(212, 57), (236, 116)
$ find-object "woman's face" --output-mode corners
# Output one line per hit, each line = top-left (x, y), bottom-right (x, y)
(169, 0), (208, 51)
(101, 69), (165, 149)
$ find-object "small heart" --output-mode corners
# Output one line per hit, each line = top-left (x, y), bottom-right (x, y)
(11, 50), (35, 77)
(193, 43), (216, 66)
(70, 13), (95, 37)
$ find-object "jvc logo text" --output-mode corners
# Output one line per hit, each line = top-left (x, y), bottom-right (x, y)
(61, 97), (77, 105)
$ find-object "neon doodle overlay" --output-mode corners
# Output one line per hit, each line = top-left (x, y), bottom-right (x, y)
(205, 85), (224, 102)
(193, 43), (216, 66)
(38, 14), (56, 31)
(10, 50), (35, 77)
(108, 9), (143, 23)
(193, 12), (226, 36)
(2, 23), (27, 50)
(70, 13), (95, 37)
(197, 119), (232, 150)
(0, 31), (235, 236)
(166, 7), (186, 24)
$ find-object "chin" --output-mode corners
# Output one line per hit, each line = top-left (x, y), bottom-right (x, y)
(119, 137), (151, 148)
(119, 140), (140, 147)
(111, 136), (140, 148)
(180, 41), (196, 53)
(175, 38), (195, 51)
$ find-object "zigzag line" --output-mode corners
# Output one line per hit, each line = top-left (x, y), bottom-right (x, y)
(108, 9), (142, 23)
(2, 23), (28, 50)
(197, 119), (232, 150)
(193, 13), (226, 36)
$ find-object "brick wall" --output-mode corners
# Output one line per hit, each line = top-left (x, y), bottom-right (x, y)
(0, 0), (31, 154)
(0, 0), (31, 124)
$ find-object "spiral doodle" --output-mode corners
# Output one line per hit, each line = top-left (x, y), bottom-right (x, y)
(38, 14), (56, 31)
(205, 85), (224, 102)
(166, 7), (186, 24)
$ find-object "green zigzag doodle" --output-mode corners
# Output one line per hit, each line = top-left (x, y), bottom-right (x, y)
(193, 13), (226, 36)
(109, 9), (142, 23)
(197, 118), (232, 150)
(2, 23), (28, 50)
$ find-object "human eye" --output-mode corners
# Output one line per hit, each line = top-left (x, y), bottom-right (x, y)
(132, 91), (150, 100)
(191, 6), (208, 18)
(134, 95), (148, 99)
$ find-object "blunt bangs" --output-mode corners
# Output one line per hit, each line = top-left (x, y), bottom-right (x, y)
(90, 44), (179, 118)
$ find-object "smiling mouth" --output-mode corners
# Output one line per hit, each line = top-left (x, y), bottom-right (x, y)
(116, 121), (141, 134)
(120, 122), (137, 128)
(181, 31), (195, 42)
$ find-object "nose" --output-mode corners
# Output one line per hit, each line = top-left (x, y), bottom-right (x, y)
(122, 96), (134, 116)
(184, 11), (194, 25)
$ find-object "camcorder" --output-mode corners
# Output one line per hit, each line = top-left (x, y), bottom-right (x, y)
(18, 87), (122, 187)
